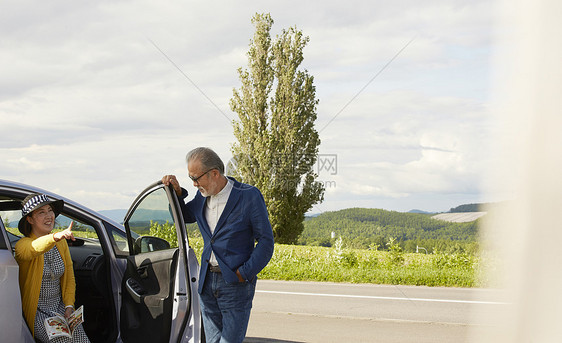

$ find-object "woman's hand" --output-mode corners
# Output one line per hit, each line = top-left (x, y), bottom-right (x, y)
(53, 221), (75, 242)
(64, 306), (74, 319)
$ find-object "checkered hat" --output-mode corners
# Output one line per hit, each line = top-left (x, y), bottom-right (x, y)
(18, 193), (64, 232)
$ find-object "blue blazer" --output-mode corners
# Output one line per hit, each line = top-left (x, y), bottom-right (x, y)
(180, 177), (274, 293)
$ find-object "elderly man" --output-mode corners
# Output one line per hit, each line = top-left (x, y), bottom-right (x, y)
(163, 147), (274, 343)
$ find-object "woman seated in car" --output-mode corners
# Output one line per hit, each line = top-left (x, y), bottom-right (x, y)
(14, 193), (90, 343)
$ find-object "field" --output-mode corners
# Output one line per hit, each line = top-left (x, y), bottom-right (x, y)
(188, 236), (491, 288)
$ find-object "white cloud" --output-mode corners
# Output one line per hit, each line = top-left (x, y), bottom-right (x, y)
(0, 0), (498, 213)
(7, 156), (45, 172)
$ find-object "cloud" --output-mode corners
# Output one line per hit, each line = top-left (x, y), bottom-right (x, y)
(7, 156), (45, 172)
(313, 86), (491, 212)
(0, 0), (497, 213)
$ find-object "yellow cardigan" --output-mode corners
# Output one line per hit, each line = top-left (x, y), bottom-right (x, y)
(14, 233), (75, 337)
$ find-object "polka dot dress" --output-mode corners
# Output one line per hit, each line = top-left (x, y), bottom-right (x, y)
(33, 246), (90, 343)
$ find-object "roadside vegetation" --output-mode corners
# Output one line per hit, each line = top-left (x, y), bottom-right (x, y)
(4, 206), (493, 288)
(184, 231), (492, 288)
(172, 206), (494, 288)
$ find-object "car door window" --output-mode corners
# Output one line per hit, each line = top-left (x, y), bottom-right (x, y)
(0, 205), (97, 244)
(53, 214), (97, 239)
(0, 201), (20, 237)
(106, 223), (130, 257)
(125, 187), (178, 254)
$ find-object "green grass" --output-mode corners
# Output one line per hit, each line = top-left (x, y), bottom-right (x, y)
(187, 237), (490, 288)
(260, 244), (479, 287)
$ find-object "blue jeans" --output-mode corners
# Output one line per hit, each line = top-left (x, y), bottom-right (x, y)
(200, 268), (256, 343)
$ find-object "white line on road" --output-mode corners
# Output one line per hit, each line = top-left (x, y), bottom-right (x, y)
(260, 310), (473, 326)
(256, 290), (507, 305)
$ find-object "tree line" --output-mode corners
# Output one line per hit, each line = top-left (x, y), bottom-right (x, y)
(298, 208), (480, 254)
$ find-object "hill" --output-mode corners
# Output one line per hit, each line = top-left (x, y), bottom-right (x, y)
(98, 209), (127, 223)
(408, 209), (435, 214)
(448, 202), (497, 213)
(298, 207), (480, 254)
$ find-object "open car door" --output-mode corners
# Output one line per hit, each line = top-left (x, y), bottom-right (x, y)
(120, 181), (201, 343)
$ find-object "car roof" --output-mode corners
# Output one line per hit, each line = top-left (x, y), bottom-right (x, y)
(0, 179), (125, 229)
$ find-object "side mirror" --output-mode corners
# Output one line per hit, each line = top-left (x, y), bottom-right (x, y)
(133, 236), (170, 254)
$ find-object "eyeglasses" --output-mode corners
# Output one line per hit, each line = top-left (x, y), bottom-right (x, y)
(189, 169), (214, 184)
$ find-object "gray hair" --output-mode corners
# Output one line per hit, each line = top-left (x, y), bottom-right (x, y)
(186, 147), (225, 175)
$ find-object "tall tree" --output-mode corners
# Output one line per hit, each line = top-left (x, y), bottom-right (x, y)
(230, 13), (324, 244)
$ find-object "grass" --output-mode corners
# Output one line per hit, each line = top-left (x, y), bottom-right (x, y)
(187, 236), (489, 288)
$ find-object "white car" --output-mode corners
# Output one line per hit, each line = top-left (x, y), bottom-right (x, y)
(0, 179), (201, 343)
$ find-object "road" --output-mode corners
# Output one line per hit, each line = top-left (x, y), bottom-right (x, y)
(244, 280), (509, 343)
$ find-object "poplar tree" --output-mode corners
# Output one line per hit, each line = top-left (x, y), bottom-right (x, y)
(230, 13), (324, 244)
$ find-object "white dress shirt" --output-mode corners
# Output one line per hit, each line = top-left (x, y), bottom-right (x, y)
(205, 178), (233, 266)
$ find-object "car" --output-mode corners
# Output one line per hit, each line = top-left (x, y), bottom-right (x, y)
(0, 179), (201, 343)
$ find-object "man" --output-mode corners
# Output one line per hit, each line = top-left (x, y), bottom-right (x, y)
(162, 147), (274, 343)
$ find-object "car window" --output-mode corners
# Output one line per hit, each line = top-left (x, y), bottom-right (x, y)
(125, 187), (178, 254)
(0, 202), (22, 242)
(0, 199), (100, 250)
(0, 207), (96, 237)
(105, 222), (130, 257)
(54, 214), (97, 239)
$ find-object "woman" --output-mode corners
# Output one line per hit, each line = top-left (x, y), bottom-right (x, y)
(14, 193), (90, 343)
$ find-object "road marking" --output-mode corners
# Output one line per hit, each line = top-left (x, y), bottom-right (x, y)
(256, 290), (507, 305)
(261, 310), (473, 326)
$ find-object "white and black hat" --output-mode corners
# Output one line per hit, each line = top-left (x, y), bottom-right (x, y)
(18, 193), (64, 234)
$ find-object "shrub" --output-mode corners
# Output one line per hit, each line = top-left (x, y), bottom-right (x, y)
(386, 237), (405, 266)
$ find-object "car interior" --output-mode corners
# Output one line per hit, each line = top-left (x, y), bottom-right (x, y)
(0, 196), (118, 343)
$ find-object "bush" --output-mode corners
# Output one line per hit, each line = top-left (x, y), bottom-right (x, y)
(386, 237), (404, 266)
(432, 252), (475, 270)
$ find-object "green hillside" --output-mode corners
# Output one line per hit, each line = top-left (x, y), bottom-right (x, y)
(299, 208), (479, 254)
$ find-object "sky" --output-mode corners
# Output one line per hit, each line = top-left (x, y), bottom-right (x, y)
(0, 0), (504, 214)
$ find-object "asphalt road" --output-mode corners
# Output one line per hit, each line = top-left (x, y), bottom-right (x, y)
(244, 280), (509, 343)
